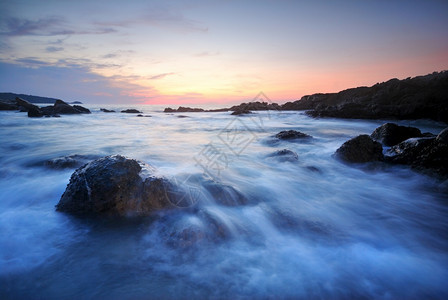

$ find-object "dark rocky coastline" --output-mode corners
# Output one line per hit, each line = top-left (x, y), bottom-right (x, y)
(162, 71), (448, 123)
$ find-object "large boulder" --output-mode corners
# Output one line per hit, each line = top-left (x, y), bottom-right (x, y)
(56, 155), (179, 215)
(275, 130), (312, 140)
(335, 135), (383, 163)
(370, 123), (422, 146)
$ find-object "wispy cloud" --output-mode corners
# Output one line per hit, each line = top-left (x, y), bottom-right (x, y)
(149, 72), (176, 80)
(0, 16), (117, 37)
(46, 46), (64, 52)
(194, 51), (220, 57)
(95, 4), (208, 33)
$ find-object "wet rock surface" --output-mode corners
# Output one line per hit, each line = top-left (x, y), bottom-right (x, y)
(370, 123), (422, 146)
(268, 149), (299, 162)
(335, 135), (384, 163)
(275, 130), (312, 140)
(121, 109), (142, 113)
(56, 155), (178, 215)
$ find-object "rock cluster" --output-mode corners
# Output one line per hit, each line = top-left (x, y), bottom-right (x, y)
(335, 123), (448, 178)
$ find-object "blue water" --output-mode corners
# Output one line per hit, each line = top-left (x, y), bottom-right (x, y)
(1, 106), (447, 299)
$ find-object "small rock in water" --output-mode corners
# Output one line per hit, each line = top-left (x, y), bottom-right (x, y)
(275, 130), (312, 140)
(100, 108), (115, 113)
(268, 149), (299, 162)
(335, 135), (383, 163)
(121, 109), (142, 113)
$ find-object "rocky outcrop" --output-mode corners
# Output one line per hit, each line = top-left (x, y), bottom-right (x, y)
(15, 97), (41, 112)
(164, 106), (205, 113)
(53, 100), (91, 114)
(56, 155), (179, 215)
(370, 123), (422, 146)
(229, 101), (280, 112)
(121, 109), (142, 113)
(275, 130), (312, 140)
(335, 135), (384, 163)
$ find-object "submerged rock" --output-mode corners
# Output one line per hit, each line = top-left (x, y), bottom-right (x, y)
(370, 123), (422, 146)
(268, 149), (299, 162)
(56, 155), (179, 215)
(335, 135), (383, 163)
(275, 130), (312, 140)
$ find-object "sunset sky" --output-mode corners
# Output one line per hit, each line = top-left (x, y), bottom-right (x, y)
(0, 0), (447, 105)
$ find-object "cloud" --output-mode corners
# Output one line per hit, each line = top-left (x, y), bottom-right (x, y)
(46, 46), (64, 52)
(95, 4), (208, 33)
(0, 61), (156, 104)
(0, 16), (117, 37)
(149, 72), (176, 80)
(194, 51), (220, 57)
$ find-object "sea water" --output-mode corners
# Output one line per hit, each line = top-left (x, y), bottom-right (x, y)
(0, 106), (447, 299)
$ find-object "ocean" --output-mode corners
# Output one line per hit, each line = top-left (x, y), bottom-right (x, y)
(1, 105), (447, 299)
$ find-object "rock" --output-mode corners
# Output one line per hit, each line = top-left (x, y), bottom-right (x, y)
(73, 105), (91, 114)
(163, 106), (204, 113)
(27, 106), (43, 117)
(15, 97), (41, 112)
(202, 180), (248, 206)
(56, 155), (179, 215)
(53, 100), (90, 114)
(436, 128), (448, 144)
(177, 115), (189, 118)
(268, 149), (299, 162)
(385, 135), (448, 177)
(121, 109), (142, 113)
(231, 108), (252, 115)
(137, 114), (144, 117)
(0, 100), (19, 110)
(275, 130), (312, 140)
(100, 108), (115, 113)
(335, 135), (384, 163)
(44, 154), (100, 169)
(370, 123), (422, 146)
(229, 101), (280, 111)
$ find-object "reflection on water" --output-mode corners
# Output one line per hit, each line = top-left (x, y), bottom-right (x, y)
(0, 106), (447, 299)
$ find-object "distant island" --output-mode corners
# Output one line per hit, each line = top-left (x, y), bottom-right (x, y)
(0, 92), (82, 104)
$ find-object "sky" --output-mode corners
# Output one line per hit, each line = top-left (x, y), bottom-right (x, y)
(0, 0), (447, 105)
